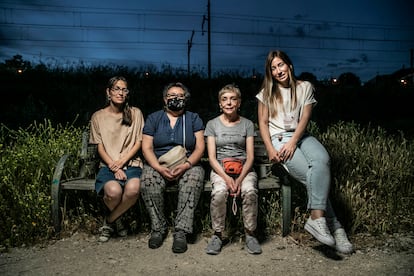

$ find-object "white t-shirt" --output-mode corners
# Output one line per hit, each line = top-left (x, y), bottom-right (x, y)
(256, 81), (317, 136)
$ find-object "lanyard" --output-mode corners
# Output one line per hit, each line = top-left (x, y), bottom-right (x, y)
(231, 194), (237, 216)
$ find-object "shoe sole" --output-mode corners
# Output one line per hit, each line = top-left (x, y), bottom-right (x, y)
(172, 247), (187, 253)
(247, 248), (262, 254)
(205, 249), (220, 255)
(148, 241), (163, 249)
(148, 232), (167, 249)
(117, 230), (128, 237)
(304, 223), (335, 247)
(336, 246), (354, 254)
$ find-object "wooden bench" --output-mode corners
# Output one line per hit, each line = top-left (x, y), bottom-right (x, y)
(51, 131), (292, 236)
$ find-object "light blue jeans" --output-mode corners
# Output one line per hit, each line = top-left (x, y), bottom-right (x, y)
(272, 132), (337, 219)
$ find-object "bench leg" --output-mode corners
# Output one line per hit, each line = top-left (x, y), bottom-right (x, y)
(51, 179), (61, 233)
(51, 154), (71, 233)
(281, 182), (291, 237)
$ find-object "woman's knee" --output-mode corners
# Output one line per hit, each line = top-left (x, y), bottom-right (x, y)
(211, 190), (227, 206)
(242, 189), (258, 201)
(124, 179), (140, 199)
(104, 181), (122, 199)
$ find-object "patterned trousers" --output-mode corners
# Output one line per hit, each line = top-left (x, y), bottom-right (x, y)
(140, 164), (204, 234)
(209, 170), (258, 233)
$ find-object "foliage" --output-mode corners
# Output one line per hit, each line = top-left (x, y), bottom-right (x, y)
(316, 122), (414, 234)
(0, 120), (83, 248)
(1, 120), (413, 248)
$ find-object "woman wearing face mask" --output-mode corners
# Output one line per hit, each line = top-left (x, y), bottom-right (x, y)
(140, 82), (205, 254)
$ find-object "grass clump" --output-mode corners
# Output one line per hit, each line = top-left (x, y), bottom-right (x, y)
(0, 120), (83, 248)
(317, 121), (414, 234)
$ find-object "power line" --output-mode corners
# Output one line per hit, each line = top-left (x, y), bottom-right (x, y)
(1, 4), (412, 79)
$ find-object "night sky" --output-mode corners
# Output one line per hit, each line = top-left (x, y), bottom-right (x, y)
(1, 0), (413, 82)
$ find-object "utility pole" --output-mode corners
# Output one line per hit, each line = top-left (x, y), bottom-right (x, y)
(187, 30), (195, 78)
(202, 0), (211, 81)
(411, 49), (413, 85)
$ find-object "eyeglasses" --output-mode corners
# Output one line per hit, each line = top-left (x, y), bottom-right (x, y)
(166, 93), (185, 99)
(111, 87), (129, 94)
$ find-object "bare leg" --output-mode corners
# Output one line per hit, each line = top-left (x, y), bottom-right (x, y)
(103, 180), (123, 214)
(310, 209), (325, 220)
(107, 178), (140, 223)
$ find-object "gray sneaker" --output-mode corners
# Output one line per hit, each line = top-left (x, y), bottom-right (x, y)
(98, 221), (114, 242)
(115, 218), (128, 237)
(205, 235), (222, 255)
(245, 234), (262, 254)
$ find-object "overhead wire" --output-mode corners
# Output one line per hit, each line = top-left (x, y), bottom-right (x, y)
(0, 3), (412, 77)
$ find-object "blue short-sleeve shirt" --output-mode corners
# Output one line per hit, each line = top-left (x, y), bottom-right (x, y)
(143, 110), (204, 158)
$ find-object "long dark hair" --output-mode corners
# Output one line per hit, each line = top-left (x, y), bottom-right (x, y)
(106, 76), (132, 126)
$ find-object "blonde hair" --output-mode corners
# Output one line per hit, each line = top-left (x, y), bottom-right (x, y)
(218, 83), (241, 101)
(260, 50), (297, 118)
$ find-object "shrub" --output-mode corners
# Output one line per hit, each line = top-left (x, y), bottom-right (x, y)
(0, 120), (83, 247)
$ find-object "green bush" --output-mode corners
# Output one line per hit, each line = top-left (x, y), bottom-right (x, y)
(0, 120), (83, 247)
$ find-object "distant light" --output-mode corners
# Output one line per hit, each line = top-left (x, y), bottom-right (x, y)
(17, 69), (23, 74)
(400, 79), (407, 86)
(252, 75), (257, 79)
(144, 72), (150, 78)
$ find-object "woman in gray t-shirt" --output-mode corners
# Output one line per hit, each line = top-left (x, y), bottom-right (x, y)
(204, 84), (262, 255)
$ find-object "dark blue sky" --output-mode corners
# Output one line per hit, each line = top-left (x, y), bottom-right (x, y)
(1, 0), (413, 82)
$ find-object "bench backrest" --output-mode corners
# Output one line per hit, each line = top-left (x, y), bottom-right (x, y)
(77, 129), (270, 178)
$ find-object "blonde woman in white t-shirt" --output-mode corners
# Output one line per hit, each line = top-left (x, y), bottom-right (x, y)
(256, 50), (353, 254)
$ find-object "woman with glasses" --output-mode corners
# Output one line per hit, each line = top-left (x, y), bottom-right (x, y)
(90, 76), (144, 242)
(204, 84), (262, 255)
(257, 50), (353, 254)
(140, 82), (205, 253)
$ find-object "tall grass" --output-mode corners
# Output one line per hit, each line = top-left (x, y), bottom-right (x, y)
(316, 121), (414, 234)
(0, 120), (83, 247)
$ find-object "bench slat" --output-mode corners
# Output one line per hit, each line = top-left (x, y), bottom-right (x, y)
(61, 178), (95, 190)
(61, 175), (280, 192)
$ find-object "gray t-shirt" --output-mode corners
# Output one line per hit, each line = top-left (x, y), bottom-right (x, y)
(204, 116), (255, 161)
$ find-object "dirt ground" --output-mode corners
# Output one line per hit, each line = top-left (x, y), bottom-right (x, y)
(1, 230), (413, 276)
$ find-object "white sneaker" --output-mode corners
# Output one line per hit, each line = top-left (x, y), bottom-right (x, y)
(304, 217), (335, 247)
(333, 228), (354, 254)
(326, 217), (343, 232)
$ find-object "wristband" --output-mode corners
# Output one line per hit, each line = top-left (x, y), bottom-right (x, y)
(185, 160), (192, 168)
